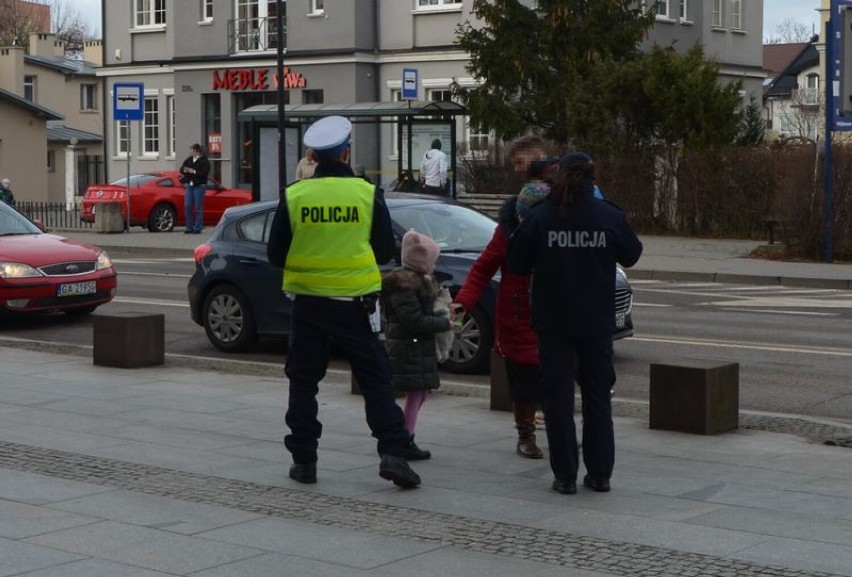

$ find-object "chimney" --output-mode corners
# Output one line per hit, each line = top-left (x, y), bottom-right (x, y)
(28, 32), (59, 57)
(83, 40), (103, 67)
(0, 47), (25, 95)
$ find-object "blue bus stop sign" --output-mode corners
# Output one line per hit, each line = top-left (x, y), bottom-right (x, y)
(113, 82), (144, 121)
(402, 69), (418, 100)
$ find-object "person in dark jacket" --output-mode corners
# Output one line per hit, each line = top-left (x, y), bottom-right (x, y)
(179, 143), (211, 234)
(382, 230), (453, 461)
(507, 152), (643, 495)
(452, 135), (554, 459)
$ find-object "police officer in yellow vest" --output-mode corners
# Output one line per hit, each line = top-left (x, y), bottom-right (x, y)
(267, 116), (421, 488)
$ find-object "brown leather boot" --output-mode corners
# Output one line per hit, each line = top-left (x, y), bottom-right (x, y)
(514, 403), (543, 459)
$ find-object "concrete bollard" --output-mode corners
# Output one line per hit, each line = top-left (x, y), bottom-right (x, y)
(95, 202), (125, 233)
(93, 312), (165, 368)
(649, 360), (739, 434)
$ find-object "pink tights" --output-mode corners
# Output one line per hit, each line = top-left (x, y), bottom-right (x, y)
(403, 390), (429, 434)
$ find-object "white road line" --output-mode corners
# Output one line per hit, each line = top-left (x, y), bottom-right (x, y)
(632, 335), (852, 357)
(716, 308), (836, 317)
(633, 303), (672, 307)
(707, 297), (852, 309)
(117, 271), (193, 279)
(113, 297), (190, 308)
(112, 258), (195, 263)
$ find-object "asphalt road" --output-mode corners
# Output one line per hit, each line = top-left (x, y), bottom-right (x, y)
(3, 250), (852, 423)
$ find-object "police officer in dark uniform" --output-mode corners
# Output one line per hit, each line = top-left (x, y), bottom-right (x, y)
(267, 116), (421, 488)
(507, 152), (642, 495)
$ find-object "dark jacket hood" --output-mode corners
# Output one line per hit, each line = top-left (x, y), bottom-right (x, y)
(498, 196), (520, 234)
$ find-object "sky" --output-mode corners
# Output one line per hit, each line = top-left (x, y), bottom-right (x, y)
(72, 1), (823, 42)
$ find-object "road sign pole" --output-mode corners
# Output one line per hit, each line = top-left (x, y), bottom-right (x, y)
(126, 123), (131, 233)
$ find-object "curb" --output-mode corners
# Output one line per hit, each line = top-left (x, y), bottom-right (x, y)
(629, 269), (852, 290)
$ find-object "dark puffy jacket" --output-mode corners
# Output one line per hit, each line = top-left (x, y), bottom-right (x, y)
(454, 197), (538, 365)
(382, 268), (451, 392)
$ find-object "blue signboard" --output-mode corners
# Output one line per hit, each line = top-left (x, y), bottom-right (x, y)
(402, 68), (418, 100)
(831, 0), (852, 131)
(113, 82), (144, 121)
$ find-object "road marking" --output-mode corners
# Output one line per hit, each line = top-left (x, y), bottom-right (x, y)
(113, 297), (189, 308)
(632, 335), (852, 357)
(112, 258), (195, 263)
(706, 297), (852, 309)
(633, 302), (672, 307)
(117, 271), (193, 279)
(716, 308), (836, 317)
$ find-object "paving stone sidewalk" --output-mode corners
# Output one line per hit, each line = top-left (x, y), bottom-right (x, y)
(2, 347), (852, 576)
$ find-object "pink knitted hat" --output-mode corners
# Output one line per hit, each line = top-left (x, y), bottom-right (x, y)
(401, 230), (440, 275)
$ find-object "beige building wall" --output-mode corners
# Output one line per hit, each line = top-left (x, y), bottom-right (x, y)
(0, 102), (49, 202)
(0, 47), (25, 94)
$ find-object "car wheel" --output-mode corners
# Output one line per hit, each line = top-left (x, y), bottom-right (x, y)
(64, 305), (97, 317)
(202, 284), (257, 352)
(441, 304), (492, 374)
(147, 203), (177, 232)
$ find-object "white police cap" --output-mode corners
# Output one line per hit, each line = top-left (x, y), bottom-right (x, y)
(303, 115), (352, 152)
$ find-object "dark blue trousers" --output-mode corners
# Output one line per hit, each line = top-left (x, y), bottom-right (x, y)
(538, 334), (615, 483)
(284, 295), (411, 464)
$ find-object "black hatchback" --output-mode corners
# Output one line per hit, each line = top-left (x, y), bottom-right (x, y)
(187, 193), (634, 374)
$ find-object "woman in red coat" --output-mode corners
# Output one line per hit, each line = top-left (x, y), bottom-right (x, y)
(453, 136), (552, 458)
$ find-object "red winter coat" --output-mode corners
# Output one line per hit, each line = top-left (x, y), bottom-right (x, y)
(454, 197), (538, 366)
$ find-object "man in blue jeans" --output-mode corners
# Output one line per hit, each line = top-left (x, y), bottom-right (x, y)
(179, 143), (210, 234)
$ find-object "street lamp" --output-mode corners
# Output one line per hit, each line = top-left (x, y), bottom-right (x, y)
(276, 0), (287, 194)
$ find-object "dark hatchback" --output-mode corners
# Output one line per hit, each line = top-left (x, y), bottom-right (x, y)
(188, 193), (634, 374)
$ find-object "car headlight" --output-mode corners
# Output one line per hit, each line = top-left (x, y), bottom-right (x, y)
(96, 251), (113, 271)
(0, 262), (43, 278)
(616, 265), (628, 283)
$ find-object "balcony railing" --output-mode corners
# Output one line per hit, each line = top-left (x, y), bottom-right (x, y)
(228, 16), (286, 54)
(792, 87), (819, 107)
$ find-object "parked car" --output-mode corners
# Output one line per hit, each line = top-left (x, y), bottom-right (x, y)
(80, 171), (253, 232)
(187, 193), (634, 373)
(0, 201), (117, 316)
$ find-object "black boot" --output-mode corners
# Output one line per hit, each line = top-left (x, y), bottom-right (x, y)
(404, 436), (432, 460)
(379, 454), (421, 488)
(514, 403), (544, 459)
(288, 462), (317, 484)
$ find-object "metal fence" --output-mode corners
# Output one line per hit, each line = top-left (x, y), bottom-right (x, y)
(17, 201), (92, 230)
(77, 155), (104, 195)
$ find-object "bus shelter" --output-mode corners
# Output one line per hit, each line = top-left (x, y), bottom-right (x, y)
(238, 100), (468, 202)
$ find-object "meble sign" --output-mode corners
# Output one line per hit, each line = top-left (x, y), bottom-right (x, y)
(212, 67), (307, 91)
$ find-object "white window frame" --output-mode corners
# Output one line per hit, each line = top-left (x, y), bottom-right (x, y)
(166, 93), (176, 158)
(655, 0), (670, 18)
(711, 0), (723, 27)
(23, 75), (36, 102)
(415, 0), (462, 11)
(678, 0), (689, 21)
(234, 0), (281, 52)
(80, 83), (97, 111)
(201, 0), (213, 21)
(135, 0), (167, 28)
(730, 0), (742, 30)
(465, 119), (491, 158)
(309, 0), (323, 15)
(116, 120), (130, 156)
(428, 88), (453, 103)
(143, 95), (160, 156)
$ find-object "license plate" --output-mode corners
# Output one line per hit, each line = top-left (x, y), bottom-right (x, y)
(57, 281), (97, 297)
(615, 312), (626, 328)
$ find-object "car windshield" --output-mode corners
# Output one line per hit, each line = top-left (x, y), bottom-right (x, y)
(391, 202), (496, 253)
(109, 174), (159, 187)
(0, 203), (41, 236)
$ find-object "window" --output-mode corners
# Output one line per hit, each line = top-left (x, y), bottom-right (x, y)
(135, 0), (166, 27)
(711, 0), (723, 27)
(466, 120), (490, 154)
(80, 84), (97, 111)
(679, 0), (688, 20)
(116, 120), (130, 156)
(309, 0), (323, 15)
(416, 0), (462, 9)
(47, 150), (55, 172)
(202, 0), (213, 21)
(203, 93), (222, 181)
(143, 96), (160, 155)
(429, 89), (453, 102)
(166, 95), (176, 157)
(302, 89), (324, 104)
(234, 0), (283, 52)
(730, 0), (742, 30)
(24, 75), (36, 102)
(655, 0), (669, 17)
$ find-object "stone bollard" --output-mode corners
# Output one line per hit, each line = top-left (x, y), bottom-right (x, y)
(649, 360), (739, 434)
(93, 312), (165, 368)
(95, 201), (125, 233)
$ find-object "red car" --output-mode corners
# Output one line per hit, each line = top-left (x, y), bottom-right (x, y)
(81, 171), (253, 232)
(1, 202), (117, 316)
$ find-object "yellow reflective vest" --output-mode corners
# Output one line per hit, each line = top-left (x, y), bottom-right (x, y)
(282, 177), (381, 296)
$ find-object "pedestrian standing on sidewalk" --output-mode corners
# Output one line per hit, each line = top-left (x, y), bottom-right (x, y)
(452, 135), (553, 459)
(507, 152), (642, 495)
(419, 139), (448, 196)
(0, 178), (15, 206)
(179, 144), (210, 234)
(267, 115), (422, 489)
(381, 230), (453, 461)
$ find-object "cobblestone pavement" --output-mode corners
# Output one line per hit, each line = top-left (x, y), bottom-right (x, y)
(0, 440), (841, 577)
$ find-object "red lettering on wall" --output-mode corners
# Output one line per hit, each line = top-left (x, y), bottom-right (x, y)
(212, 67), (305, 91)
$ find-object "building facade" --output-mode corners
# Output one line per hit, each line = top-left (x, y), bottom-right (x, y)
(98, 1), (765, 194)
(0, 33), (104, 202)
